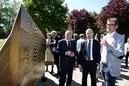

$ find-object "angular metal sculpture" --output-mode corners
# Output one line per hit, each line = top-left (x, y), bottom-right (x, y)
(0, 4), (46, 86)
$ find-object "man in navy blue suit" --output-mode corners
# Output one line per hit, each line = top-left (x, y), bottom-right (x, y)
(78, 28), (101, 86)
(58, 30), (77, 86)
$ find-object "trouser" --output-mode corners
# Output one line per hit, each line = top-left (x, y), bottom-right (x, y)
(96, 64), (100, 79)
(125, 53), (129, 66)
(53, 52), (60, 74)
(59, 59), (74, 86)
(82, 61), (97, 86)
(101, 63), (116, 86)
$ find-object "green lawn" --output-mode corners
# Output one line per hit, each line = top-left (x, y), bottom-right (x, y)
(0, 39), (6, 50)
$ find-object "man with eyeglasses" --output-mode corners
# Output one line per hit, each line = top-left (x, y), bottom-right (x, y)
(100, 18), (124, 86)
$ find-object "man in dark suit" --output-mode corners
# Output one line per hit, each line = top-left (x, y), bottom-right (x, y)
(78, 28), (101, 86)
(58, 30), (77, 86)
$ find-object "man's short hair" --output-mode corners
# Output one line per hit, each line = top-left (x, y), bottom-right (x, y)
(107, 18), (119, 25)
(79, 34), (85, 38)
(65, 30), (73, 36)
(47, 33), (51, 36)
(51, 30), (57, 35)
(85, 28), (94, 35)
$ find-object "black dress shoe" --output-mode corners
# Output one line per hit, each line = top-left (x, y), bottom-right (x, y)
(50, 71), (54, 75)
(124, 65), (128, 67)
(66, 84), (71, 86)
(66, 85), (70, 86)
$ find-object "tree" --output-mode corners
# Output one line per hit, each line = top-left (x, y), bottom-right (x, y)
(0, 0), (9, 38)
(0, 0), (19, 38)
(96, 0), (129, 36)
(0, 28), (6, 39)
(89, 11), (99, 33)
(23, 0), (68, 34)
(68, 9), (96, 34)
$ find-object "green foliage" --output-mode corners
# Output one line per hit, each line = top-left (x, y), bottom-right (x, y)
(23, 0), (68, 34)
(89, 11), (99, 33)
(0, 28), (6, 39)
(0, 39), (6, 50)
(90, 11), (98, 17)
(0, 0), (19, 38)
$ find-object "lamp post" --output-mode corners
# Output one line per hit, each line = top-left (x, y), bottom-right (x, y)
(72, 19), (77, 34)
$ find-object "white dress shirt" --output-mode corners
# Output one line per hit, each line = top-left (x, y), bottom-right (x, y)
(101, 31), (116, 63)
(124, 42), (129, 55)
(76, 38), (85, 52)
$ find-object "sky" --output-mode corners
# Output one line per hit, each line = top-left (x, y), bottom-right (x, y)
(15, 0), (110, 13)
(64, 0), (109, 13)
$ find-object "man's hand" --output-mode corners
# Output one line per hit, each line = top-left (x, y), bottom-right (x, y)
(70, 52), (75, 57)
(100, 38), (109, 47)
(65, 51), (75, 57)
(78, 64), (82, 72)
(65, 51), (72, 56)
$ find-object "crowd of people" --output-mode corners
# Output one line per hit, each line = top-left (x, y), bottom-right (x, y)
(44, 17), (128, 86)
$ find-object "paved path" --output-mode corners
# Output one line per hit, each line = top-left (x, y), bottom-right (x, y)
(34, 60), (129, 86)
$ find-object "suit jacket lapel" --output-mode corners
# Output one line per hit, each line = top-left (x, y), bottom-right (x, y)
(83, 40), (87, 58)
(84, 40), (87, 52)
(63, 39), (68, 49)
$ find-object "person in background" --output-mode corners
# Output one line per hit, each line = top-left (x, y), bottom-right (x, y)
(124, 37), (129, 67)
(73, 33), (78, 43)
(94, 32), (101, 42)
(76, 34), (85, 53)
(50, 31), (60, 76)
(58, 30), (77, 86)
(100, 18), (124, 86)
(94, 32), (105, 81)
(78, 28), (101, 86)
(76, 33), (85, 72)
(45, 33), (54, 74)
(72, 33), (78, 67)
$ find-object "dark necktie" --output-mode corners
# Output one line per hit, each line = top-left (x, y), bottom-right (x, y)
(87, 40), (91, 60)
(68, 41), (71, 49)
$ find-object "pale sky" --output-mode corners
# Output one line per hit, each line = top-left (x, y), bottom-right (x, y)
(15, 0), (110, 13)
(64, 0), (109, 13)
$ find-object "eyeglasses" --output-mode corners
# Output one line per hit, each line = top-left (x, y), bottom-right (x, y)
(106, 24), (115, 26)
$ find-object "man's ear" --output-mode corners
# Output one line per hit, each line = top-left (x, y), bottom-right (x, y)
(115, 25), (118, 29)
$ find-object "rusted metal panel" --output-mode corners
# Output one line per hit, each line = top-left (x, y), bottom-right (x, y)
(0, 4), (45, 86)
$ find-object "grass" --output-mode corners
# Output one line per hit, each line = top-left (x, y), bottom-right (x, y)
(0, 39), (6, 50)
